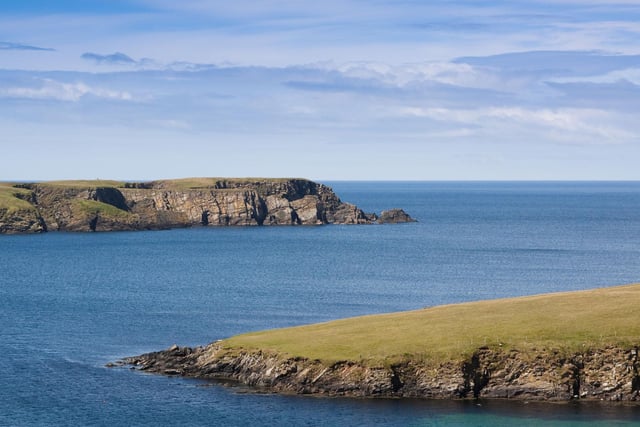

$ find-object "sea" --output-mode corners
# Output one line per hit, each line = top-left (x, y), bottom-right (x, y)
(2, 181), (640, 426)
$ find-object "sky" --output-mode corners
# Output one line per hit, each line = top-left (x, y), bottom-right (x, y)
(1, 1), (640, 181)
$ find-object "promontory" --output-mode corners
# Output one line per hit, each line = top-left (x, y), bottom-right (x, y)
(117, 283), (640, 403)
(0, 178), (414, 233)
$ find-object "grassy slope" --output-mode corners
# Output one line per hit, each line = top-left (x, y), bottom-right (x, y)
(152, 177), (299, 190)
(39, 180), (125, 188)
(74, 200), (131, 218)
(224, 283), (640, 365)
(0, 184), (36, 212)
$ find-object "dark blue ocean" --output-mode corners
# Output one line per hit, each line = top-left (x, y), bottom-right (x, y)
(2, 182), (640, 426)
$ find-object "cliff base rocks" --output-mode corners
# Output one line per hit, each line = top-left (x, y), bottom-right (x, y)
(116, 343), (640, 402)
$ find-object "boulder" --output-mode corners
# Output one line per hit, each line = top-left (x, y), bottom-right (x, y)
(377, 208), (416, 224)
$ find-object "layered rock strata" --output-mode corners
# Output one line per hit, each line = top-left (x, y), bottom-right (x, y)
(117, 343), (640, 402)
(0, 179), (414, 233)
(0, 207), (46, 233)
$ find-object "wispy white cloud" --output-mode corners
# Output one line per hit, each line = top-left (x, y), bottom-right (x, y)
(454, 51), (640, 77)
(313, 61), (492, 88)
(399, 106), (637, 144)
(1, 78), (134, 102)
(2, 50), (638, 142)
(3, 1), (640, 69)
(550, 67), (640, 85)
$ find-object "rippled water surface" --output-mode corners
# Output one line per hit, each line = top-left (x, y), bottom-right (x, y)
(2, 181), (640, 426)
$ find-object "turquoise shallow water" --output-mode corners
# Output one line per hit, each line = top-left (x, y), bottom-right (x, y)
(2, 181), (640, 426)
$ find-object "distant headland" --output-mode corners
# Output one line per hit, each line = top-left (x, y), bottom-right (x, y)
(0, 178), (414, 233)
(116, 283), (640, 403)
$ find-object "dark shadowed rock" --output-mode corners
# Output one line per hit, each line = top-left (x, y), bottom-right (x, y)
(112, 344), (640, 402)
(377, 208), (416, 224)
(0, 208), (46, 233)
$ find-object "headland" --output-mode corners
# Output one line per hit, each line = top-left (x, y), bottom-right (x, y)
(117, 284), (640, 402)
(0, 178), (414, 233)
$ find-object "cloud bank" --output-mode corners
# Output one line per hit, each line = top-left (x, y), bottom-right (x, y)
(1, 1), (639, 180)
(1, 78), (134, 102)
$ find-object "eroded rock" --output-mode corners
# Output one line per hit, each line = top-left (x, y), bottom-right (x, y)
(113, 344), (640, 402)
(377, 208), (416, 224)
(0, 179), (415, 233)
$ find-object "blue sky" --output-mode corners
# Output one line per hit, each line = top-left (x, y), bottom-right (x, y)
(1, 1), (640, 180)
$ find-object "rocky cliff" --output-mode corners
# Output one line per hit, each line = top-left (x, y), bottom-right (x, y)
(0, 178), (414, 233)
(0, 185), (47, 233)
(118, 343), (640, 402)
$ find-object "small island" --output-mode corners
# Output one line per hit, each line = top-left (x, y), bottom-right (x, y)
(0, 178), (414, 233)
(116, 284), (640, 402)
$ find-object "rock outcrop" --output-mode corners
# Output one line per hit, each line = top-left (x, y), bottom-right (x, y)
(377, 208), (417, 224)
(0, 185), (47, 233)
(115, 343), (640, 402)
(0, 178), (415, 233)
(0, 207), (46, 234)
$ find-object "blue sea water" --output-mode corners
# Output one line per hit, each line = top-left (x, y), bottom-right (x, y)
(2, 181), (640, 426)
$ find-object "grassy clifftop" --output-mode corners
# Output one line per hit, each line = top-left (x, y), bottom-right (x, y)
(34, 177), (303, 190)
(0, 184), (44, 233)
(36, 180), (126, 188)
(225, 283), (640, 364)
(0, 184), (35, 211)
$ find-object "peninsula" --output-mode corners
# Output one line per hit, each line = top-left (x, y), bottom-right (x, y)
(118, 284), (640, 402)
(0, 178), (413, 233)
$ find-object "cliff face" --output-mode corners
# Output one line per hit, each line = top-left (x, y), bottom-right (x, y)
(119, 343), (640, 402)
(0, 185), (46, 233)
(0, 178), (413, 233)
(0, 207), (46, 234)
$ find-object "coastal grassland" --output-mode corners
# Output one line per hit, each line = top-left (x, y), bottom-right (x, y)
(29, 178), (300, 190)
(152, 177), (300, 190)
(74, 199), (130, 218)
(38, 180), (125, 188)
(224, 283), (640, 365)
(0, 184), (35, 212)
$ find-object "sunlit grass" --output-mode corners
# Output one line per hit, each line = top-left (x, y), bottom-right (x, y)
(0, 185), (36, 212)
(151, 177), (301, 190)
(224, 283), (640, 365)
(38, 180), (125, 188)
(74, 200), (130, 218)
(29, 178), (303, 190)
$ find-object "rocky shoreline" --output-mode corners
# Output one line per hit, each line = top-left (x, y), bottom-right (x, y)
(113, 342), (640, 402)
(0, 178), (414, 233)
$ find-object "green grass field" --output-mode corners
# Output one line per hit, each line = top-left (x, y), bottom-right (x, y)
(0, 185), (36, 212)
(151, 177), (300, 190)
(74, 200), (131, 218)
(224, 283), (640, 365)
(20, 178), (301, 191)
(38, 180), (125, 188)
